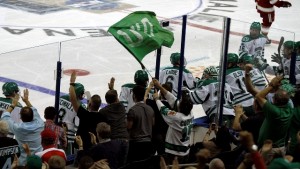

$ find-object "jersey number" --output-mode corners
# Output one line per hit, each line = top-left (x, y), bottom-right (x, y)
(180, 124), (193, 142)
(236, 77), (246, 93)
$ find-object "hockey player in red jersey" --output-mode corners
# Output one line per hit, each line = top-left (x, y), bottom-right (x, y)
(255, 0), (292, 43)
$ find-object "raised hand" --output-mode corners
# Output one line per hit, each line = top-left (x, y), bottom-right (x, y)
(108, 77), (115, 90)
(89, 132), (97, 145)
(271, 53), (282, 64)
(70, 71), (77, 83)
(21, 89), (29, 102)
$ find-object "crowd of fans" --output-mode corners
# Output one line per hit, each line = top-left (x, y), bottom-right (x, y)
(1, 21), (300, 169)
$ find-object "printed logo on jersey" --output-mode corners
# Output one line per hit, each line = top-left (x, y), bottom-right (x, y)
(168, 110), (177, 116)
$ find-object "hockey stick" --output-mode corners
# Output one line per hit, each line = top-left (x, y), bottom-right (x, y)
(261, 69), (270, 84)
(278, 36), (285, 76)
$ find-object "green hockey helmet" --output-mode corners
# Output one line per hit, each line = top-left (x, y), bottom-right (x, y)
(2, 82), (19, 96)
(250, 22), (261, 31)
(170, 52), (181, 65)
(203, 66), (219, 77)
(74, 83), (85, 97)
(284, 41), (295, 49)
(239, 54), (253, 64)
(227, 53), (239, 63)
(134, 70), (149, 85)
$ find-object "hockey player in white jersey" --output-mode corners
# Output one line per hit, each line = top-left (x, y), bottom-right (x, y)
(119, 70), (149, 112)
(189, 66), (235, 124)
(226, 53), (254, 116)
(238, 54), (267, 91)
(239, 22), (269, 71)
(159, 52), (195, 97)
(267, 41), (300, 83)
(58, 82), (86, 155)
(0, 82), (23, 138)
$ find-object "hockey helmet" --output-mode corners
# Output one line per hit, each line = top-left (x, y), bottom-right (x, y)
(239, 54), (253, 64)
(284, 41), (295, 49)
(134, 70), (149, 85)
(227, 53), (239, 63)
(170, 53), (181, 65)
(74, 83), (85, 97)
(203, 66), (219, 77)
(2, 82), (19, 96)
(250, 22), (261, 30)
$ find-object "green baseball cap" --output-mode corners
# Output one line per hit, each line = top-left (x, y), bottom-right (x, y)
(268, 158), (300, 169)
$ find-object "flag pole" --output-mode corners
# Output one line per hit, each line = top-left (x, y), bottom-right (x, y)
(177, 15), (187, 99)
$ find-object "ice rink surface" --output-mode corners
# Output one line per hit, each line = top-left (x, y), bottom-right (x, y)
(0, 0), (299, 119)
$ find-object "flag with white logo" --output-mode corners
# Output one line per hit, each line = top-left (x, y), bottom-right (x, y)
(108, 11), (174, 62)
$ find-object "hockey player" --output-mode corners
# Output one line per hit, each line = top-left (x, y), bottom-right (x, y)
(0, 82), (23, 138)
(226, 53), (254, 116)
(189, 66), (235, 124)
(119, 69), (149, 112)
(255, 0), (292, 43)
(271, 41), (300, 87)
(58, 81), (86, 155)
(159, 52), (195, 97)
(238, 54), (267, 91)
(239, 22), (268, 70)
(267, 41), (297, 77)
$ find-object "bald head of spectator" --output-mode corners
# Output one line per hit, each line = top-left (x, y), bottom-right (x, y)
(0, 120), (9, 137)
(105, 90), (118, 104)
(20, 107), (34, 122)
(48, 155), (66, 169)
(209, 158), (225, 169)
(273, 89), (290, 106)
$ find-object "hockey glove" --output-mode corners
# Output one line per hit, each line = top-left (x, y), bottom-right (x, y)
(277, 1), (292, 8)
(271, 53), (282, 64)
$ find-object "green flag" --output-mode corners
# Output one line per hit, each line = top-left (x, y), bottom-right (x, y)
(108, 11), (174, 62)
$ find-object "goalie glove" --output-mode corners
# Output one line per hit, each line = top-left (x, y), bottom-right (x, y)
(276, 1), (292, 8)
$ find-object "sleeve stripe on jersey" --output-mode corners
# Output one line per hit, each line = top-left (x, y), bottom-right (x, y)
(233, 96), (253, 105)
(234, 92), (252, 99)
(205, 106), (217, 117)
(165, 142), (190, 153)
(160, 106), (170, 116)
(252, 77), (266, 83)
(190, 92), (204, 104)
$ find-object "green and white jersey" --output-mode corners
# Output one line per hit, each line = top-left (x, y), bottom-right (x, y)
(265, 57), (300, 85)
(247, 68), (267, 91)
(58, 95), (86, 143)
(0, 97), (22, 138)
(156, 91), (194, 156)
(189, 79), (234, 118)
(239, 34), (267, 59)
(119, 83), (136, 113)
(159, 66), (195, 97)
(226, 67), (254, 107)
(119, 83), (154, 113)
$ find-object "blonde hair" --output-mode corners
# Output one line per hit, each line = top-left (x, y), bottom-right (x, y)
(0, 120), (9, 136)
